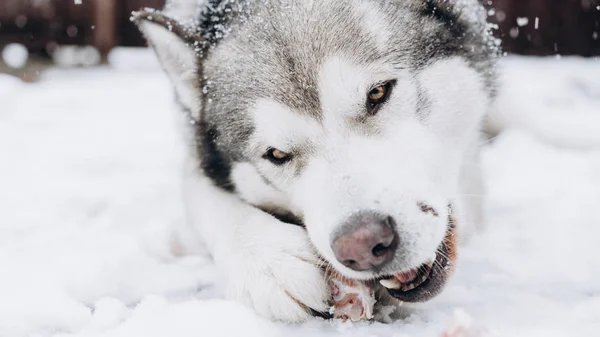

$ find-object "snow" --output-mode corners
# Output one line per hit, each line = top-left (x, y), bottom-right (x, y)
(516, 17), (529, 27)
(1, 50), (600, 337)
(2, 43), (29, 69)
(52, 46), (101, 67)
(488, 57), (600, 148)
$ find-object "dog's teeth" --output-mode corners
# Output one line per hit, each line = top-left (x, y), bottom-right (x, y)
(401, 282), (418, 291)
(379, 278), (401, 290)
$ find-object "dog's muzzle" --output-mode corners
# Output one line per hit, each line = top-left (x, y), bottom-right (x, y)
(330, 208), (458, 304)
(330, 211), (399, 272)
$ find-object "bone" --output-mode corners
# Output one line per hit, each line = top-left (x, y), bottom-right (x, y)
(329, 275), (377, 322)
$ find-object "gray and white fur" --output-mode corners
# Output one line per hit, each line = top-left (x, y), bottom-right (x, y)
(133, 0), (498, 322)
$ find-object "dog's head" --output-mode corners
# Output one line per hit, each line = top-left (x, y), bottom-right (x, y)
(135, 0), (497, 303)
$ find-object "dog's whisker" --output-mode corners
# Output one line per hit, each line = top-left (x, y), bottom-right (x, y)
(431, 256), (446, 271)
(435, 250), (452, 263)
(435, 247), (454, 270)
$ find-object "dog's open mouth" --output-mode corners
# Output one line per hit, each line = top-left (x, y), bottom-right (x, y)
(379, 255), (436, 292)
(378, 216), (457, 303)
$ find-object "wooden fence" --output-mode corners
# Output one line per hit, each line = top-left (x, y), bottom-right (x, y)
(0, 0), (599, 59)
(0, 0), (166, 60)
(484, 0), (600, 56)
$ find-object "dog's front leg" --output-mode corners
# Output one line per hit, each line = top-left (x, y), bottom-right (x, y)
(181, 161), (330, 322)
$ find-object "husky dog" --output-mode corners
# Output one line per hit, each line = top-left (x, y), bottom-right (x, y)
(133, 0), (498, 322)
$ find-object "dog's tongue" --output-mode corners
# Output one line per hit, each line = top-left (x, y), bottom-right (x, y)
(395, 269), (418, 283)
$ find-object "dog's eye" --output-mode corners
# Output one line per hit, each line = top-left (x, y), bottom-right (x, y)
(367, 80), (396, 114)
(264, 148), (292, 165)
(369, 86), (387, 102)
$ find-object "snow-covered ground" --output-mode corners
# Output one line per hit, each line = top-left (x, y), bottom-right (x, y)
(1, 50), (599, 337)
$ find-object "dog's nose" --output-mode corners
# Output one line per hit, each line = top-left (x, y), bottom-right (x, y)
(331, 212), (398, 271)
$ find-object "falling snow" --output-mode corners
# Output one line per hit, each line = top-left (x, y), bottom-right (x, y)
(516, 17), (529, 27)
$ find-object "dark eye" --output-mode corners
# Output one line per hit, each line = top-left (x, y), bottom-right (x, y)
(367, 80), (396, 114)
(264, 148), (292, 165)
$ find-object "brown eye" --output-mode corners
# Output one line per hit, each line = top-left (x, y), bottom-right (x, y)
(264, 148), (292, 165)
(369, 86), (387, 102)
(367, 80), (396, 114)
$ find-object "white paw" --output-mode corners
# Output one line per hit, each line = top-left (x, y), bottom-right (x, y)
(224, 222), (329, 322)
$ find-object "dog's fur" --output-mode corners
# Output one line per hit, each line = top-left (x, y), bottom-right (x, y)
(133, 0), (498, 322)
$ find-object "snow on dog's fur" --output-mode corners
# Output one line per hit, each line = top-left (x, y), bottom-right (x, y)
(133, 0), (498, 322)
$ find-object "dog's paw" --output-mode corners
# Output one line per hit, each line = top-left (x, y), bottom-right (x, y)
(224, 222), (329, 322)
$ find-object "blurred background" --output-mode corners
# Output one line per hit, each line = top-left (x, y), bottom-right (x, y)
(0, 0), (599, 81)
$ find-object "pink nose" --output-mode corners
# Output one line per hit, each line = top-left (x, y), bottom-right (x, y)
(331, 212), (398, 271)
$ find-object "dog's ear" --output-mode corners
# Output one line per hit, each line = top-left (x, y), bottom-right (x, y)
(132, 9), (204, 113)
